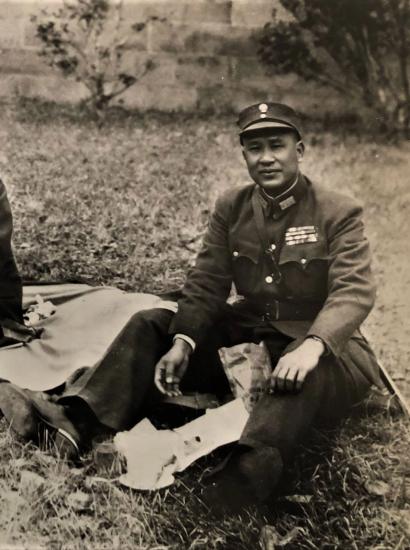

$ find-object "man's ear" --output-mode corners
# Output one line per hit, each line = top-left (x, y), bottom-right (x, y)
(296, 140), (305, 163)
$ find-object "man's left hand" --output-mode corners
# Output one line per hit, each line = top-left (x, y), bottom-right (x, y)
(270, 337), (325, 393)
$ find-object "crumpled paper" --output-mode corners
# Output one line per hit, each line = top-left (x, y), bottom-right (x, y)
(24, 294), (56, 326)
(114, 398), (249, 490)
(219, 341), (272, 411)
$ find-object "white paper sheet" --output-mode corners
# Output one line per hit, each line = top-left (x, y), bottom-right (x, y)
(114, 398), (249, 490)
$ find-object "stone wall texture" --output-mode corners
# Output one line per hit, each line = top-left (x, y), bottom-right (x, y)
(0, 0), (352, 116)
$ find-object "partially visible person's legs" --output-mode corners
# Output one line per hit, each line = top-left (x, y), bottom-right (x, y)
(37, 305), (243, 454)
(60, 308), (175, 432)
(239, 352), (369, 455)
(203, 339), (372, 512)
(0, 308), (177, 460)
(0, 301), (258, 455)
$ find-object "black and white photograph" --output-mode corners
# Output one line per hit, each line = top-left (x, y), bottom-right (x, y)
(0, 0), (409, 548)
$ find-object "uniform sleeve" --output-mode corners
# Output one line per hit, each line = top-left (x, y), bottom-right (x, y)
(0, 179), (23, 323)
(306, 200), (376, 356)
(168, 194), (234, 344)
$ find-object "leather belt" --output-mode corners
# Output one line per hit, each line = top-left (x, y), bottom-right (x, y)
(247, 299), (323, 322)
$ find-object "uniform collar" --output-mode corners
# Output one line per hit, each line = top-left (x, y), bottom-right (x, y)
(257, 173), (307, 219)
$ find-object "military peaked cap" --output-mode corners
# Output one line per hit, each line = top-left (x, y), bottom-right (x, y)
(237, 102), (302, 139)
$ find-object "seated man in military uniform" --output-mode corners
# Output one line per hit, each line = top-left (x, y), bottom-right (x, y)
(2, 103), (382, 512)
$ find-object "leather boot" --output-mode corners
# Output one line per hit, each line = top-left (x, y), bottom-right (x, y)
(0, 381), (39, 440)
(29, 394), (82, 462)
(0, 381), (81, 462)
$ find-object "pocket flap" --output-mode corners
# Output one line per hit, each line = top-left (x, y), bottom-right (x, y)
(231, 241), (260, 264)
(279, 241), (328, 268)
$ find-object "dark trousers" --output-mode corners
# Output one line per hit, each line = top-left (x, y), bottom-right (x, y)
(60, 307), (371, 462)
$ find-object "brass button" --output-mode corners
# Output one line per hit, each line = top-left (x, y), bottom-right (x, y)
(270, 244), (276, 251)
(300, 258), (307, 265)
(265, 276), (273, 284)
(233, 251), (239, 257)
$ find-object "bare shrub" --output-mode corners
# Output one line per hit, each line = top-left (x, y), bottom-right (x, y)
(32, 0), (164, 116)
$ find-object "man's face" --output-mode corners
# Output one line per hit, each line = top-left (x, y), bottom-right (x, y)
(242, 129), (304, 194)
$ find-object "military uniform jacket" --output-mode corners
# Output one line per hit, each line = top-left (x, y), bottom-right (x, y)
(169, 175), (377, 365)
(0, 178), (22, 323)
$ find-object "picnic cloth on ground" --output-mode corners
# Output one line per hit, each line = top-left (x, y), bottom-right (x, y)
(0, 284), (177, 391)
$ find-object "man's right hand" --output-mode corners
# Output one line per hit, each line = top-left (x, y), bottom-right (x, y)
(154, 338), (193, 397)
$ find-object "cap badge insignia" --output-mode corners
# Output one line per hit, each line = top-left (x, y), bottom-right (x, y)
(258, 103), (268, 113)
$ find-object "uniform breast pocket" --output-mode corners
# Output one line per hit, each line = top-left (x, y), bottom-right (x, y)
(279, 241), (329, 299)
(231, 242), (260, 295)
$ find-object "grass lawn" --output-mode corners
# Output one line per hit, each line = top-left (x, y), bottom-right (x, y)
(0, 100), (409, 549)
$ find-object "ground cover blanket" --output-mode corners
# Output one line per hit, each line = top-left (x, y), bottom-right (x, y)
(0, 284), (177, 391)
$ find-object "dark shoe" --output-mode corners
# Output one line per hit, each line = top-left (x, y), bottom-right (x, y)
(202, 446), (283, 515)
(0, 381), (40, 439)
(354, 386), (403, 417)
(239, 446), (283, 501)
(0, 381), (81, 462)
(28, 394), (81, 462)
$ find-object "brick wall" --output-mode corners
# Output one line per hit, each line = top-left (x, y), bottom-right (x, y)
(0, 0), (351, 116)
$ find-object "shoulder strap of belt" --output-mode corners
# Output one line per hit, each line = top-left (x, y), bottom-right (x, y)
(251, 191), (283, 284)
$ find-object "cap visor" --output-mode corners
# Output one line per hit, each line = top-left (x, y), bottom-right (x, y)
(240, 120), (295, 135)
